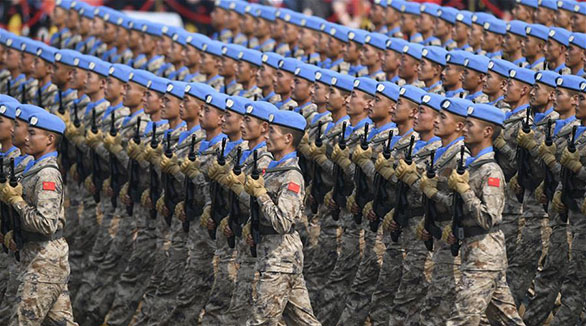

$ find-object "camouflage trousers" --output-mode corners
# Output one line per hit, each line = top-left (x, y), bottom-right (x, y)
(388, 221), (432, 326)
(0, 252), (10, 303)
(0, 257), (20, 323)
(223, 245), (257, 325)
(336, 227), (380, 326)
(63, 182), (82, 251)
(10, 282), (78, 326)
(501, 214), (521, 261)
(316, 211), (361, 325)
(506, 217), (544, 306)
(522, 215), (570, 326)
(104, 207), (158, 326)
(446, 269), (525, 326)
(368, 240), (404, 326)
(247, 271), (321, 326)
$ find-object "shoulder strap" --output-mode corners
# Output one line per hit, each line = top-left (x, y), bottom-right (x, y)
(22, 163), (61, 179)
(264, 165), (303, 175)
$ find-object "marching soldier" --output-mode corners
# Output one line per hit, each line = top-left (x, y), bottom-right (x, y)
(400, 2), (424, 43)
(512, 0), (537, 23)
(18, 39), (40, 105)
(50, 50), (78, 115)
(523, 24), (548, 71)
(273, 58), (299, 111)
(420, 46), (447, 95)
(220, 44), (244, 96)
(183, 34), (208, 83)
(503, 21), (528, 67)
(383, 38), (407, 84)
(534, 0), (557, 26)
(385, 0), (404, 38)
(326, 25), (351, 75)
(345, 29), (369, 78)
(362, 33), (388, 81)
(2, 36), (26, 100)
(257, 53), (282, 104)
(462, 54), (490, 103)
(136, 21), (165, 74)
(481, 18), (506, 59)
(418, 3), (442, 46)
(51, 0), (73, 48)
(210, 0), (233, 43)
(73, 2), (97, 53)
(452, 11), (474, 52)
(298, 17), (322, 66)
(279, 10), (305, 59)
(200, 40), (225, 91)
(32, 45), (59, 108)
(485, 59), (515, 111)
(253, 6), (277, 52)
(168, 31), (190, 81)
(435, 7), (458, 50)
(567, 33), (585, 77)
(442, 51), (467, 98)
(545, 27), (572, 74)
(236, 49), (264, 99)
(292, 64), (319, 123)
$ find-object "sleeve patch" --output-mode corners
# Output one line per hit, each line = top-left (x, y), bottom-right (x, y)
(287, 182), (300, 194)
(42, 181), (56, 191)
(488, 177), (500, 187)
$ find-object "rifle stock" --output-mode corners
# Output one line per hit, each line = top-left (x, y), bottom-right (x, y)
(209, 138), (227, 239)
(127, 117), (141, 216)
(370, 129), (393, 232)
(227, 147), (243, 248)
(250, 150), (260, 257)
(450, 146), (466, 256)
(331, 122), (348, 221)
(391, 135), (415, 242)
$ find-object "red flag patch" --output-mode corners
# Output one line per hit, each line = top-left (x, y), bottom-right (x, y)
(42, 181), (56, 191)
(287, 182), (300, 194)
(488, 177), (500, 187)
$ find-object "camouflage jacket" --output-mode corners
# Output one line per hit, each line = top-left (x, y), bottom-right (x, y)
(221, 80), (243, 96)
(238, 85), (263, 100)
(206, 75), (225, 92)
(48, 88), (77, 115)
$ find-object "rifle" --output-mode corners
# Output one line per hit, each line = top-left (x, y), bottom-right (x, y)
(162, 132), (178, 226)
(331, 122), (348, 221)
(515, 107), (532, 203)
(58, 90), (70, 183)
(543, 119), (555, 211)
(250, 150), (260, 257)
(450, 146), (466, 256)
(209, 138), (227, 239)
(90, 109), (102, 203)
(353, 123), (373, 224)
(0, 158), (9, 253)
(9, 158), (22, 261)
(227, 147), (242, 248)
(391, 135), (415, 242)
(21, 84), (26, 104)
(149, 123), (161, 219)
(370, 130), (393, 232)
(183, 135), (202, 232)
(126, 117), (141, 216)
(6, 80), (10, 97)
(310, 121), (325, 214)
(73, 102), (86, 185)
(560, 125), (579, 214)
(109, 112), (121, 208)
(37, 86), (42, 107)
(58, 90), (65, 115)
(423, 150), (441, 251)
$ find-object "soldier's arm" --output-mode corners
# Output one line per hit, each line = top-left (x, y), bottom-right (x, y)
(460, 167), (506, 230)
(258, 172), (304, 234)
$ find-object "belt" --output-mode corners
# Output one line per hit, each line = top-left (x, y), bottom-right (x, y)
(22, 229), (64, 243)
(258, 224), (295, 236)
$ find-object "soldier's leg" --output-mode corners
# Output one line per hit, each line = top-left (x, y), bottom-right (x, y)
(0, 259), (20, 323)
(68, 195), (99, 297)
(501, 214), (521, 260)
(10, 281), (78, 326)
(485, 272), (526, 326)
(282, 273), (321, 326)
(0, 252), (10, 303)
(223, 243), (257, 325)
(368, 242), (404, 326)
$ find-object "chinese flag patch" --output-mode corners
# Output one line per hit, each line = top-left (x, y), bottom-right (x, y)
(488, 178), (500, 187)
(42, 181), (56, 191)
(287, 182), (300, 194)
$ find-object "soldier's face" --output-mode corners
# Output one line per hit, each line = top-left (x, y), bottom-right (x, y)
(461, 69), (484, 91)
(521, 36), (543, 57)
(52, 7), (67, 26)
(382, 51), (400, 73)
(257, 65), (275, 89)
(442, 64), (463, 87)
(144, 90), (163, 115)
(0, 115), (13, 142)
(370, 5), (385, 25)
(483, 71), (505, 96)
(328, 87), (347, 111)
(274, 70), (294, 95)
(386, 8), (399, 26)
(180, 95), (201, 122)
(5, 49), (21, 70)
(12, 119), (27, 148)
(123, 82), (145, 108)
(463, 118), (487, 145)
(505, 79), (527, 104)
(452, 22), (468, 42)
(327, 38), (343, 59)
(103, 22), (117, 43)
(25, 127), (54, 158)
(162, 94), (181, 121)
(368, 95), (394, 122)
(170, 43), (185, 64)
(468, 24), (484, 48)
(129, 30), (141, 50)
(219, 57), (237, 78)
(226, 12), (240, 30)
(71, 67), (87, 91)
(554, 88), (577, 113)
(158, 36), (173, 58)
(414, 105), (437, 133)
(271, 20), (286, 40)
(400, 14), (417, 34)
(555, 10), (572, 29)
(84, 72), (103, 96)
(572, 13), (586, 33)
(67, 11), (80, 30)
(347, 90), (371, 117)
(534, 7), (554, 25)
(51, 63), (70, 86)
(242, 14), (256, 35)
(200, 54), (219, 75)
(201, 105), (223, 130)
(32, 58), (47, 80)
(241, 115), (265, 141)
(266, 125), (290, 154)
(237, 61), (255, 84)
(417, 14), (435, 34)
(80, 17), (92, 35)
(283, 24), (299, 44)
(91, 18), (105, 37)
(576, 91), (586, 120)
(435, 110), (462, 138)
(312, 82), (329, 105)
(512, 5), (534, 22)
(545, 40), (564, 62)
(255, 18), (270, 38)
(104, 77), (124, 102)
(344, 42), (361, 62)
(292, 77), (313, 103)
(393, 98), (415, 124)
(417, 58), (438, 83)
(434, 19), (451, 38)
(221, 110), (242, 136)
(185, 46), (201, 68)
(360, 45), (379, 67)
(503, 34), (521, 54)
(211, 8), (227, 30)
(20, 53), (35, 75)
(398, 54), (419, 80)
(481, 31), (501, 52)
(116, 28), (130, 49)
(299, 28), (316, 51)
(141, 35), (157, 54)
(529, 83), (554, 108)
(566, 44), (584, 68)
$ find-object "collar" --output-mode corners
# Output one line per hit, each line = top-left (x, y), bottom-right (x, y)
(533, 107), (554, 125)
(505, 104), (530, 120)
(275, 97), (294, 110)
(486, 50), (503, 58)
(465, 90), (485, 101)
(387, 26), (401, 36)
(529, 57), (545, 69)
(224, 138), (244, 157)
(390, 75), (400, 83)
(238, 85), (258, 97)
(311, 111), (331, 125)
(240, 141), (266, 165)
(123, 108), (145, 127)
(368, 121), (396, 142)
(198, 132), (227, 154)
(445, 88), (465, 98)
(423, 80), (442, 92)
(349, 64), (366, 77)
(554, 115), (577, 136)
(146, 54), (163, 66)
(267, 151), (297, 169)
(261, 91), (276, 102)
(487, 95), (504, 106)
(256, 38), (275, 50)
(0, 146), (18, 157)
(325, 115), (350, 134)
(434, 136), (464, 164)
(414, 136), (440, 154)
(368, 69), (384, 79)
(144, 119), (169, 136)
(40, 80), (53, 93)
(14, 154), (29, 169)
(553, 63), (567, 73)
(294, 101), (312, 114)
(85, 98), (107, 116)
(454, 44), (472, 51)
(390, 127), (414, 149)
(329, 58), (344, 69)
(574, 125), (586, 140)
(25, 151), (58, 173)
(164, 121), (187, 137)
(513, 57), (527, 66)
(206, 74), (222, 84)
(422, 35), (439, 45)
(466, 146), (493, 167)
(178, 124), (202, 144)
(102, 102), (124, 121)
(345, 117), (372, 138)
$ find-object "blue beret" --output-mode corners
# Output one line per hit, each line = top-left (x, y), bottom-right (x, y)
(4, 35), (23, 50)
(574, 2), (586, 15)
(115, 14), (132, 29)
(166, 81), (186, 99)
(71, 1), (88, 11)
(399, 85), (426, 104)
(488, 59), (517, 78)
(300, 16), (326, 32)
(509, 67), (535, 85)
(507, 20), (527, 37)
(314, 69), (334, 85)
(204, 92), (228, 111)
(437, 7), (458, 24)
(242, 3), (259, 17)
(0, 95), (19, 104)
(245, 101), (277, 121)
(225, 96), (250, 115)
(455, 10), (473, 26)
(29, 110), (66, 135)
(329, 24), (350, 43)
(515, 0), (538, 8)
(233, 1), (250, 15)
(365, 33), (388, 51)
(441, 98), (473, 117)
(202, 40), (224, 57)
(464, 54), (489, 73)
(140, 21), (163, 37)
(421, 93), (445, 112)
(388, 0), (405, 11)
(483, 19), (507, 35)
(55, 49), (81, 67)
(16, 104), (45, 122)
(278, 57), (299, 74)
(0, 101), (17, 119)
(36, 44), (57, 63)
(331, 73), (355, 92)
(570, 33), (586, 49)
(386, 37), (408, 54)
(285, 11), (307, 27)
(400, 2), (421, 15)
(318, 21), (331, 34)
(109, 64), (132, 83)
(420, 3), (440, 16)
(129, 19), (144, 32)
(537, 0), (557, 10)
(256, 5), (277, 21)
(348, 29), (369, 44)
(549, 27), (571, 46)
(556, 75), (584, 91)
(186, 33), (210, 50)
(94, 6), (114, 20)
(184, 83), (216, 101)
(268, 110), (306, 131)
(471, 12), (495, 26)
(147, 75), (169, 94)
(78, 3), (94, 19)
(402, 43), (423, 60)
(104, 10), (122, 26)
(20, 39), (40, 55)
(295, 63), (319, 82)
(261, 52), (284, 69)
(468, 103), (505, 127)
(557, 0), (577, 11)
(222, 43), (244, 60)
(534, 70), (560, 88)
(446, 50), (469, 66)
(0, 30), (13, 46)
(215, 0), (236, 10)
(353, 77), (377, 95)
(172, 30), (188, 46)
(422, 46), (448, 66)
(129, 69), (154, 87)
(525, 24), (549, 41)
(55, 0), (72, 9)
(376, 82), (400, 101)
(239, 48), (263, 67)
(374, 0), (387, 7)
(581, 80), (586, 92)
(161, 25), (179, 39)
(275, 8), (299, 24)
(87, 57), (111, 77)
(72, 54), (89, 69)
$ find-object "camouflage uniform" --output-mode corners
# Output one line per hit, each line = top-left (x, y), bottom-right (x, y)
(145, 55), (166, 75)
(21, 79), (38, 105)
(276, 98), (298, 112)
(465, 91), (490, 104)
(64, 34), (82, 50)
(9, 154), (78, 326)
(50, 28), (72, 48)
(157, 62), (176, 79)
(0, 69), (11, 92)
(275, 42), (290, 57)
(527, 58), (546, 72)
(368, 70), (387, 82)
(5, 75), (26, 101)
(183, 71), (207, 83)
(256, 39), (276, 53)
(329, 59), (350, 75)
(423, 81), (445, 95)
(206, 75), (225, 92)
(222, 80), (244, 96)
(446, 150), (524, 326)
(48, 88), (77, 115)
(238, 86), (263, 100)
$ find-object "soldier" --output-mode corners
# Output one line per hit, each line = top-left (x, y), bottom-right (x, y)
(32, 45), (59, 108)
(481, 18), (506, 59)
(567, 33), (585, 77)
(420, 46), (447, 95)
(469, 13), (494, 55)
(200, 40), (225, 91)
(70, 55), (90, 113)
(166, 30), (190, 81)
(272, 10), (290, 57)
(345, 29), (369, 77)
(0, 31), (11, 92)
(51, 0), (73, 48)
(444, 103), (524, 326)
(297, 16), (322, 66)
(442, 51), (467, 98)
(317, 22), (332, 69)
(534, 0), (557, 26)
(523, 24), (548, 71)
(362, 33), (388, 81)
(385, 0), (403, 38)
(399, 43), (426, 87)
(274, 58), (299, 111)
(223, 0), (248, 46)
(236, 109), (320, 326)
(2, 36), (26, 100)
(220, 44), (244, 96)
(62, 1), (82, 50)
(74, 2), (97, 53)
(253, 6), (277, 52)
(210, 0), (233, 43)
(434, 7), (458, 50)
(137, 21), (165, 74)
(370, 0), (389, 34)
(452, 11), (474, 52)
(111, 15), (134, 65)
(326, 25), (351, 74)
(292, 64), (319, 124)
(228, 1), (252, 47)
(555, 0), (576, 30)
(572, 3), (586, 33)
(50, 50), (79, 115)
(462, 54), (490, 104)
(183, 34), (207, 83)
(127, 20), (149, 69)
(95, 8), (119, 62)
(236, 49), (263, 99)
(545, 27), (572, 74)
(258, 53), (282, 104)
(18, 39), (40, 105)
(241, 4), (260, 49)
(383, 38), (407, 84)
(485, 59), (515, 111)
(400, 2), (423, 43)
(417, 3), (441, 46)
(280, 10), (305, 59)
(512, 0), (537, 23)
(504, 21), (528, 67)
(1, 109), (78, 326)
(156, 26), (179, 78)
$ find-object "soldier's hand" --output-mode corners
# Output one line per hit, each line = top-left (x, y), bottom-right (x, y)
(208, 160), (229, 181)
(244, 174), (267, 197)
(363, 201), (374, 222)
(298, 134), (312, 156)
(419, 175), (438, 199)
(85, 129), (103, 148)
(175, 201), (186, 222)
(538, 141), (557, 168)
(104, 132), (122, 151)
(346, 193), (360, 215)
(119, 183), (131, 206)
(200, 206), (211, 228)
(0, 182), (23, 205)
(416, 220), (430, 241)
(225, 171), (245, 195)
(552, 190), (567, 213)
(55, 110), (71, 125)
(3, 230), (16, 252)
(534, 182), (548, 205)
(206, 216), (216, 231)
(581, 198), (586, 216)
(446, 231), (457, 245)
(69, 163), (79, 183)
(517, 128), (537, 150)
(144, 143), (163, 163)
(560, 147), (582, 173)
(310, 143), (328, 164)
(181, 158), (201, 178)
(84, 176), (97, 195)
(156, 196), (170, 217)
(448, 170), (470, 194)
(352, 145), (372, 165)
(508, 174), (522, 196)
(127, 140), (145, 161)
(102, 177), (114, 197)
(332, 144), (351, 169)
(375, 153), (395, 180)
(382, 209), (395, 232)
(223, 220), (234, 238)
(493, 132), (506, 150)
(324, 190), (337, 210)
(395, 159), (419, 185)
(141, 189), (153, 209)
(242, 222), (252, 245)
(161, 154), (181, 175)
